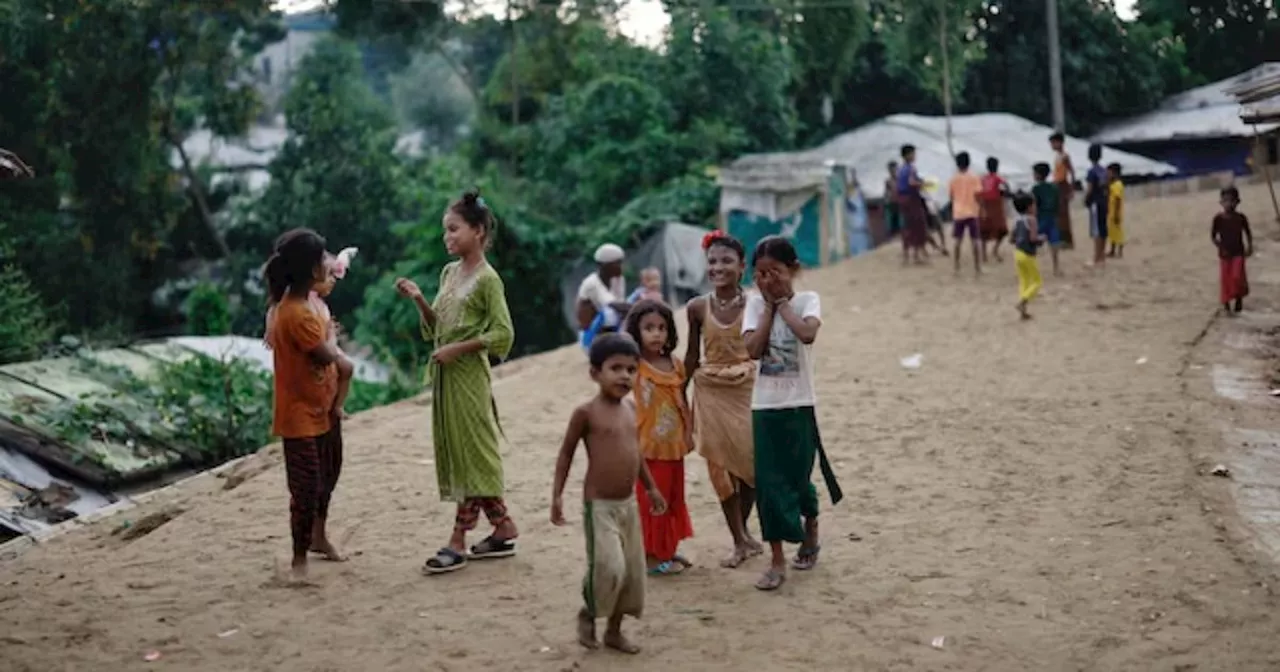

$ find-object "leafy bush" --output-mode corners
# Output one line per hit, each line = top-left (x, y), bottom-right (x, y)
(183, 282), (233, 335)
(0, 244), (60, 364)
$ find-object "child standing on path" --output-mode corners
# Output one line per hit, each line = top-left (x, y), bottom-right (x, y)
(1213, 186), (1253, 314)
(625, 299), (695, 576)
(552, 333), (667, 655)
(897, 145), (929, 265)
(949, 151), (983, 275)
(1011, 192), (1044, 320)
(1107, 163), (1126, 258)
(742, 236), (843, 592)
(1050, 132), (1077, 249)
(684, 231), (762, 569)
(979, 157), (1010, 263)
(264, 228), (354, 577)
(1085, 145), (1109, 267)
(395, 190), (517, 576)
(1031, 163), (1063, 276)
(884, 161), (903, 237)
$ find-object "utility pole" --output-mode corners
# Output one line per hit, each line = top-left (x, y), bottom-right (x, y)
(939, 1), (954, 156)
(1046, 0), (1065, 132)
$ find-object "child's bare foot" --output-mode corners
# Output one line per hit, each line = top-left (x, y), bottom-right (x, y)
(309, 539), (348, 562)
(672, 553), (694, 569)
(603, 630), (640, 654)
(577, 609), (599, 650)
(720, 545), (751, 568)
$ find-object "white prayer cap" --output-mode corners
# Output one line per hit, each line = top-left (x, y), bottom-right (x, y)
(593, 243), (625, 264)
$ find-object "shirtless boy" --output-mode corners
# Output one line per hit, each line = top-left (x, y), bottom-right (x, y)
(551, 333), (668, 654)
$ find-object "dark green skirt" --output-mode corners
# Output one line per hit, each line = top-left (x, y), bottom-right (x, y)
(752, 406), (843, 544)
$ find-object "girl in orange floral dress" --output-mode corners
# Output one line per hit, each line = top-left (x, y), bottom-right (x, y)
(624, 299), (695, 576)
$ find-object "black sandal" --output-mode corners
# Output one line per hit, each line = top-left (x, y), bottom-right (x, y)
(469, 535), (517, 560)
(423, 547), (467, 575)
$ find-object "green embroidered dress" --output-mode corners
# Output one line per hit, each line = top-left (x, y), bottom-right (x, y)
(422, 261), (515, 502)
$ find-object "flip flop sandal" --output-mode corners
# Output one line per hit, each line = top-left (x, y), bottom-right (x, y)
(792, 545), (821, 571)
(672, 553), (694, 568)
(469, 535), (517, 560)
(755, 568), (786, 591)
(648, 560), (685, 576)
(423, 547), (467, 575)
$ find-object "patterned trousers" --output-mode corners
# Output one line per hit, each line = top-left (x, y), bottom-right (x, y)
(282, 419), (343, 556)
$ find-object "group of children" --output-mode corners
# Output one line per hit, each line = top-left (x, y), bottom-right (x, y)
(553, 230), (841, 652)
(902, 135), (1132, 319)
(263, 194), (841, 654)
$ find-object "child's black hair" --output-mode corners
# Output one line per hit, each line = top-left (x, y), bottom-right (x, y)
(448, 188), (497, 246)
(955, 151), (971, 170)
(624, 299), (679, 357)
(1049, 131), (1065, 143)
(1107, 162), (1122, 176)
(704, 232), (746, 261)
(752, 234), (800, 269)
(986, 156), (999, 172)
(887, 160), (899, 170)
(1088, 143), (1103, 162)
(900, 144), (916, 159)
(264, 228), (327, 304)
(1033, 162), (1051, 180)
(588, 332), (640, 370)
(1221, 185), (1240, 201)
(1012, 191), (1035, 215)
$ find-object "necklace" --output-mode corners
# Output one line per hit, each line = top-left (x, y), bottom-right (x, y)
(712, 289), (744, 310)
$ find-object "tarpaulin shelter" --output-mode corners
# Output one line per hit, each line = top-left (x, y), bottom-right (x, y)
(559, 222), (712, 330)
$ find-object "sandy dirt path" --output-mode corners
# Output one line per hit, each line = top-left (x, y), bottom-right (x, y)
(4, 185), (1280, 672)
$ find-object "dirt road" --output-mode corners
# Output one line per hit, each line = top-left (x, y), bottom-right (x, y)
(3, 184), (1280, 671)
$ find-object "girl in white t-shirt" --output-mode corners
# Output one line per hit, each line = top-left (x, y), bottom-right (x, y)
(741, 236), (843, 592)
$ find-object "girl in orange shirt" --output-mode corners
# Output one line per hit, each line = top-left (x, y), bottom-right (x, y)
(625, 299), (695, 576)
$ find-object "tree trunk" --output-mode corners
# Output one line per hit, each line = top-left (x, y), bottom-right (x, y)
(165, 128), (231, 259)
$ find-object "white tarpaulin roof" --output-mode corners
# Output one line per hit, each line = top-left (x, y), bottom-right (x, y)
(1094, 63), (1280, 145)
(724, 113), (1177, 204)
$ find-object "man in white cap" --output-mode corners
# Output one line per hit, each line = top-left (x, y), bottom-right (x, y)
(576, 243), (630, 348)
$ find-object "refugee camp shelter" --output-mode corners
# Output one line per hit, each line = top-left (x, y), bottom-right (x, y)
(559, 222), (711, 331)
(1094, 63), (1280, 176)
(717, 159), (854, 274)
(721, 113), (1175, 252)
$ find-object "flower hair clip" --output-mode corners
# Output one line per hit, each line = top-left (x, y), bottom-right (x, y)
(332, 247), (358, 280)
(701, 229), (727, 250)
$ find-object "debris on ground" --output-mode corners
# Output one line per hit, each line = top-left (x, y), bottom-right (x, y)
(1210, 464), (1231, 478)
(113, 506), (184, 541)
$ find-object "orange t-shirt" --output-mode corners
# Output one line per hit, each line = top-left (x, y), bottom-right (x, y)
(634, 358), (691, 461)
(268, 297), (337, 439)
(949, 172), (982, 221)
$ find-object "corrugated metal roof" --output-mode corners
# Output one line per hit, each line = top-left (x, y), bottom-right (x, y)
(1094, 63), (1280, 144)
(721, 113), (1177, 202)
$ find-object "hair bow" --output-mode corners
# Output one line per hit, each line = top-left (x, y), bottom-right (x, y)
(477, 196), (488, 209)
(332, 247), (358, 279)
(701, 229), (727, 250)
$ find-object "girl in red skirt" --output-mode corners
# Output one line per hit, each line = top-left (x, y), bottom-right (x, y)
(625, 299), (695, 575)
(1212, 186), (1253, 314)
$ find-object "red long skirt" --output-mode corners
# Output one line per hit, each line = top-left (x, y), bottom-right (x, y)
(635, 458), (693, 561)
(1220, 256), (1249, 304)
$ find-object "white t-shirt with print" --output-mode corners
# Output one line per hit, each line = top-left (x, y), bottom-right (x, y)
(742, 291), (821, 409)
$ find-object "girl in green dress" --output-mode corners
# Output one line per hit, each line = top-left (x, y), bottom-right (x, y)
(395, 190), (517, 575)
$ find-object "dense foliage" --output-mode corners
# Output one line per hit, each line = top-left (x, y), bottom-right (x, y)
(1, 0), (1276, 450)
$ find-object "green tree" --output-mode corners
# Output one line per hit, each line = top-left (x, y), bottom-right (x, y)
(233, 37), (405, 333)
(962, 0), (1191, 134)
(1135, 0), (1279, 84)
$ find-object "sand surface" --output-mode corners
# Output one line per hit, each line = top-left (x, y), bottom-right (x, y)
(4, 184), (1280, 671)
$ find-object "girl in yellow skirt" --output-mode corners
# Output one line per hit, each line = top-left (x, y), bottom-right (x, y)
(1011, 191), (1044, 320)
(1106, 163), (1126, 258)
